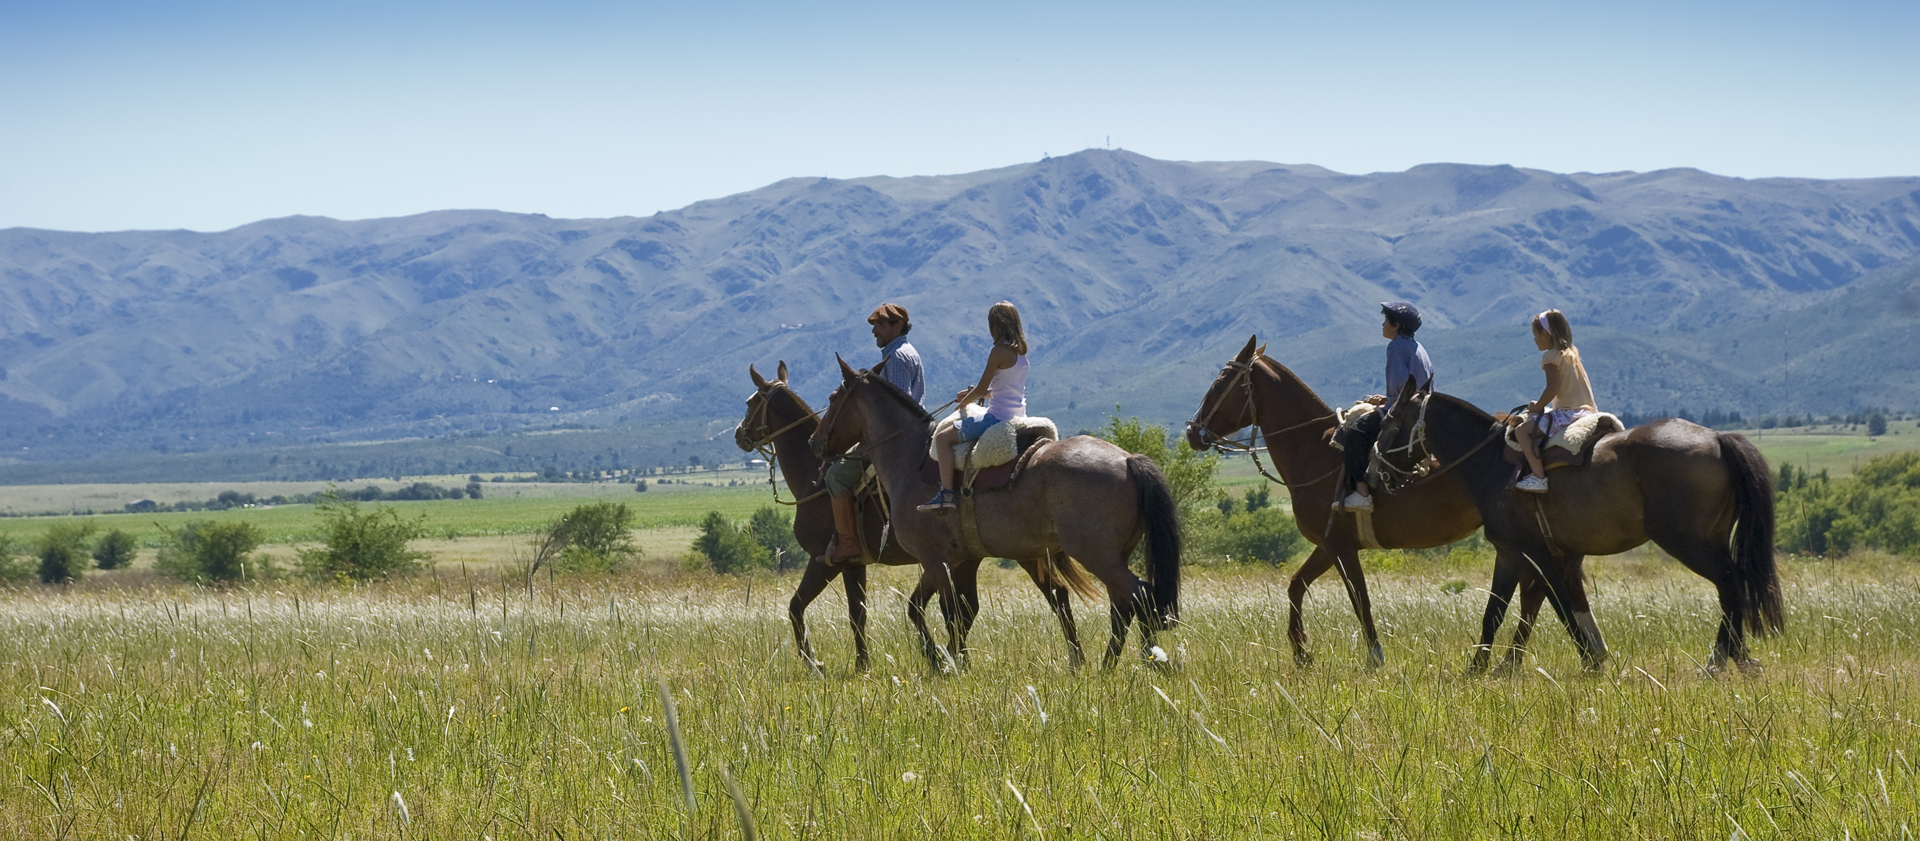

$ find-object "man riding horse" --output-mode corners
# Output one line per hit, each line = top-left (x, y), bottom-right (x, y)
(821, 303), (924, 561)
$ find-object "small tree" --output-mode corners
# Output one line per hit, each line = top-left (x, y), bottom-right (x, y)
(694, 511), (769, 574)
(466, 478), (484, 499)
(36, 523), (97, 584)
(1868, 412), (1888, 437)
(535, 502), (638, 575)
(297, 492), (430, 581)
(93, 529), (139, 570)
(746, 506), (805, 571)
(1099, 413), (1221, 515)
(155, 521), (267, 582)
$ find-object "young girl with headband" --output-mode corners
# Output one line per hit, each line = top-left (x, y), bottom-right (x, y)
(1515, 309), (1597, 493)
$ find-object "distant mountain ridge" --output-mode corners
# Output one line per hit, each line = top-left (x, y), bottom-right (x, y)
(3, 150), (1918, 465)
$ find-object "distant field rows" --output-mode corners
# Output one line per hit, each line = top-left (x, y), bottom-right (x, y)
(0, 483), (773, 546)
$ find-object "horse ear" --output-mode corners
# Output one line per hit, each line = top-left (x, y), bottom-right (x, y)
(1397, 377), (1421, 405)
(749, 364), (769, 389)
(1236, 335), (1258, 362)
(775, 360), (789, 382)
(1254, 343), (1268, 358)
(872, 355), (888, 375)
(837, 354), (858, 381)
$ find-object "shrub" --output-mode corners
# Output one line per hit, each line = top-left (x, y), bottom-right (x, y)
(694, 511), (770, 574)
(1777, 453), (1920, 557)
(37, 522), (97, 584)
(93, 529), (140, 570)
(746, 506), (805, 571)
(0, 534), (34, 583)
(155, 521), (268, 583)
(1213, 507), (1305, 565)
(1868, 412), (1888, 437)
(297, 492), (430, 581)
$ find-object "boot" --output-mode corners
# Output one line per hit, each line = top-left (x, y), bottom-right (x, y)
(828, 494), (863, 561)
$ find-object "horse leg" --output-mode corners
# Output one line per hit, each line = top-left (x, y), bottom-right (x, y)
(1556, 556), (1609, 671)
(1018, 557), (1084, 671)
(1495, 573), (1546, 674)
(1328, 544), (1385, 669)
(1471, 549), (1526, 675)
(1657, 536), (1756, 675)
(788, 559), (839, 675)
(1287, 546), (1337, 667)
(905, 571), (942, 670)
(1131, 579), (1172, 669)
(1103, 599), (1135, 670)
(841, 564), (871, 673)
(949, 561), (982, 671)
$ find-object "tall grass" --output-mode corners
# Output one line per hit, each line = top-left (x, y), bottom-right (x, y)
(0, 556), (1915, 838)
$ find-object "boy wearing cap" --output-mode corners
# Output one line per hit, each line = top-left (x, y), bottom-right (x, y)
(822, 304), (925, 560)
(1337, 301), (1434, 513)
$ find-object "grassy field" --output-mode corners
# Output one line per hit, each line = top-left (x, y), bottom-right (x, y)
(0, 554), (1914, 839)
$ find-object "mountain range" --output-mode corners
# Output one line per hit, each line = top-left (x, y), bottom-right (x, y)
(3, 150), (1918, 468)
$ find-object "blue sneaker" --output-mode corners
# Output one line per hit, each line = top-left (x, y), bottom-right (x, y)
(917, 489), (957, 513)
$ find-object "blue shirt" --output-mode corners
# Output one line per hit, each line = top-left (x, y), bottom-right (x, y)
(1383, 334), (1434, 412)
(880, 336), (925, 404)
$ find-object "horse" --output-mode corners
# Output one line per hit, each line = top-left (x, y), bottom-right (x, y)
(1374, 385), (1783, 673)
(733, 361), (967, 674)
(809, 356), (1182, 671)
(1185, 336), (1497, 668)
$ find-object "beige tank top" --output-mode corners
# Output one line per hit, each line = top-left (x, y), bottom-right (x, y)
(1542, 347), (1597, 411)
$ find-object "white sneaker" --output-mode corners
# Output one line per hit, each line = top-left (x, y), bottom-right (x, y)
(1335, 491), (1374, 512)
(1515, 474), (1549, 493)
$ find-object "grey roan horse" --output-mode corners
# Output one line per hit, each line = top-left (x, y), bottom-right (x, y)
(810, 357), (1182, 670)
(733, 361), (974, 674)
(1376, 387), (1783, 673)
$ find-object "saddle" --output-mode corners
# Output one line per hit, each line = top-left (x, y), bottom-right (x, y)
(1327, 401), (1377, 452)
(918, 426), (1056, 491)
(1504, 412), (1625, 470)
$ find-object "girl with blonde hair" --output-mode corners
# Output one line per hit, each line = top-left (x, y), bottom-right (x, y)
(1515, 309), (1597, 493)
(919, 301), (1029, 512)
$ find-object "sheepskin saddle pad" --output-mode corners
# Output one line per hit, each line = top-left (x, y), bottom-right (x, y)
(928, 404), (1060, 468)
(1506, 411), (1624, 469)
(1328, 401), (1378, 452)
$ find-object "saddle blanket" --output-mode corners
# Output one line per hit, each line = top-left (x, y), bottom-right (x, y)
(929, 404), (1060, 468)
(1506, 410), (1624, 463)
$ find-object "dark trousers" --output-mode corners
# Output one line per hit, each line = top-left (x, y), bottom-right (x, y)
(1343, 410), (1383, 494)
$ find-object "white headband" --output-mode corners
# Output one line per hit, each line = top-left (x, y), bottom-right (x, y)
(1536, 312), (1552, 333)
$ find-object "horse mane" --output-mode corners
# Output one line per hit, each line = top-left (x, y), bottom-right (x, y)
(771, 381), (818, 420)
(859, 368), (933, 422)
(1254, 354), (1334, 414)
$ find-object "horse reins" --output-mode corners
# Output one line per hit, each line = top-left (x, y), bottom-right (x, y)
(1370, 396), (1506, 494)
(741, 385), (828, 506)
(1188, 358), (1340, 489)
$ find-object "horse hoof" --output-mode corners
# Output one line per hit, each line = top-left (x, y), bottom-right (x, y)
(1365, 644), (1385, 670)
(1736, 658), (1764, 676)
(1293, 650), (1314, 668)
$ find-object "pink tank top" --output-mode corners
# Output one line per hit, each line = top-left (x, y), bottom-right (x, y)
(986, 353), (1028, 419)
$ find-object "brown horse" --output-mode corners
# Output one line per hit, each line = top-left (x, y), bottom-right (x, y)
(810, 357), (1182, 670)
(733, 362), (969, 674)
(1184, 336), (1490, 667)
(1375, 387), (1783, 673)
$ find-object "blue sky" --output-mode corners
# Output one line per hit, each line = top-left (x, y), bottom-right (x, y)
(3, 0), (1915, 232)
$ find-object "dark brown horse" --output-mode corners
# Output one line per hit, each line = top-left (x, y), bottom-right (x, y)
(810, 357), (1182, 670)
(1185, 336), (1490, 667)
(733, 362), (967, 674)
(1375, 387), (1783, 673)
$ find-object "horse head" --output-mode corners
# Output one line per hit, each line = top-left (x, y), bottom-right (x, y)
(735, 361), (802, 452)
(1184, 335), (1263, 451)
(809, 355), (870, 460)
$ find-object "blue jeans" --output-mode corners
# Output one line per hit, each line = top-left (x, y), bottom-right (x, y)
(956, 412), (1005, 442)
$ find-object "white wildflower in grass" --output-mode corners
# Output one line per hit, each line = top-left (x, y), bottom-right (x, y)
(390, 790), (410, 826)
(1149, 646), (1170, 663)
(901, 771), (918, 783)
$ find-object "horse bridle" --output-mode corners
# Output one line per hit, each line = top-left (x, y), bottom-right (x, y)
(740, 383), (827, 506)
(1369, 392), (1507, 494)
(1186, 358), (1340, 488)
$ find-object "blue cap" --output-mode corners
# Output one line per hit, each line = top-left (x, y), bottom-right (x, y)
(1380, 301), (1422, 334)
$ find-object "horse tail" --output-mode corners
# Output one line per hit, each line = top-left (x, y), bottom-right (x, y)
(1126, 455), (1183, 629)
(1719, 432), (1783, 636)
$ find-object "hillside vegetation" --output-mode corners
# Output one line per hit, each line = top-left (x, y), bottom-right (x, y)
(4, 151), (1918, 470)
